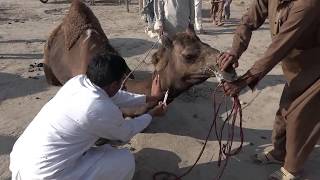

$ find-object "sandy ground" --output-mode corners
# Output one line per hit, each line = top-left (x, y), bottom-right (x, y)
(0, 0), (319, 180)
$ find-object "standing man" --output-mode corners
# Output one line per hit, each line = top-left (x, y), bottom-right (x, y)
(154, 0), (195, 39)
(195, 0), (204, 34)
(10, 53), (167, 180)
(223, 0), (232, 20)
(211, 0), (225, 26)
(217, 0), (320, 179)
(141, 0), (158, 38)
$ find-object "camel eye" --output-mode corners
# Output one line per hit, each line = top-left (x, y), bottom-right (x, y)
(183, 54), (197, 64)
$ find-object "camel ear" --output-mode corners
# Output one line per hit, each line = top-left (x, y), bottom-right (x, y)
(151, 47), (169, 72)
(186, 24), (197, 37)
(151, 51), (160, 65)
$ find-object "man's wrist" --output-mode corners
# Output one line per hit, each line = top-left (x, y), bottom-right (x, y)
(146, 95), (162, 103)
(227, 49), (239, 59)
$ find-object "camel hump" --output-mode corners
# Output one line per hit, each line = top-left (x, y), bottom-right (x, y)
(63, 0), (107, 50)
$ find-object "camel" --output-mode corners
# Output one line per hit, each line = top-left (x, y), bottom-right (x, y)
(43, 0), (236, 107)
(43, 0), (128, 86)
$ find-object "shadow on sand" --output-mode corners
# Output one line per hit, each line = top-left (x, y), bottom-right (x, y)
(0, 54), (43, 60)
(109, 38), (156, 58)
(133, 146), (320, 180)
(0, 135), (17, 155)
(0, 39), (46, 44)
(0, 72), (49, 103)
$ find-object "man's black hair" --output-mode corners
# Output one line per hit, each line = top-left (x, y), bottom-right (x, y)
(86, 53), (131, 87)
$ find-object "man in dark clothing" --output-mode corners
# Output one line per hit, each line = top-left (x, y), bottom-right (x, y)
(217, 0), (320, 179)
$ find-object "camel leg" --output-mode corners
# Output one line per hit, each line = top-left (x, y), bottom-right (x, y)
(43, 64), (62, 86)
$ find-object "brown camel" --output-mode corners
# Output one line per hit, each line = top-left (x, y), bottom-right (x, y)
(43, 0), (127, 86)
(43, 0), (236, 107)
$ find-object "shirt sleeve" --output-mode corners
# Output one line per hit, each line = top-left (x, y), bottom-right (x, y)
(230, 0), (268, 58)
(154, 0), (165, 30)
(241, 0), (318, 89)
(111, 90), (146, 108)
(87, 100), (152, 142)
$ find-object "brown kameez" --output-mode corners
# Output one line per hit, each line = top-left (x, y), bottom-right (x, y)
(230, 0), (320, 173)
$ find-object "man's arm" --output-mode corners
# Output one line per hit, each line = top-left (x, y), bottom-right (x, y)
(87, 100), (166, 142)
(112, 75), (163, 108)
(218, 0), (268, 71)
(111, 90), (146, 108)
(241, 0), (318, 89)
(230, 0), (268, 58)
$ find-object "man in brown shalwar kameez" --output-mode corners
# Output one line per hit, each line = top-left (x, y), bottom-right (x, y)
(217, 0), (320, 179)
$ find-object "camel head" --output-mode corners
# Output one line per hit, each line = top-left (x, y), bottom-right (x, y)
(151, 31), (236, 99)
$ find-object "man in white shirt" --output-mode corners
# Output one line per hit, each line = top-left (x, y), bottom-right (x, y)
(154, 0), (195, 38)
(10, 53), (167, 180)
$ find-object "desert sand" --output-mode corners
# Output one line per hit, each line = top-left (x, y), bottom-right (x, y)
(0, 0), (319, 180)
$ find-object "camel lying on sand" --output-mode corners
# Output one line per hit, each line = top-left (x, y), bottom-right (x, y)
(43, 0), (236, 106)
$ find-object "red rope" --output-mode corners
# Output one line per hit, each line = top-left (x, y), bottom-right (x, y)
(213, 87), (244, 180)
(153, 84), (244, 180)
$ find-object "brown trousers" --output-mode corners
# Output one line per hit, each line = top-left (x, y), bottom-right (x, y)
(272, 79), (320, 173)
(211, 1), (224, 23)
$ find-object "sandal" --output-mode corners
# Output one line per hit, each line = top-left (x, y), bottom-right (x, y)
(268, 167), (301, 180)
(252, 149), (284, 164)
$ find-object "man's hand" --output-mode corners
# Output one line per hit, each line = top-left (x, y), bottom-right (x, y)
(146, 74), (164, 108)
(148, 102), (167, 117)
(222, 79), (247, 97)
(217, 52), (239, 71)
(151, 74), (162, 97)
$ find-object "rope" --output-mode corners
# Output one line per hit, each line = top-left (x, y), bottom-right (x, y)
(153, 83), (244, 180)
(213, 85), (243, 180)
(121, 38), (160, 89)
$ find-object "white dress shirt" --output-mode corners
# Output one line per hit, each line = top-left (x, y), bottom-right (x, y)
(10, 74), (152, 179)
